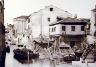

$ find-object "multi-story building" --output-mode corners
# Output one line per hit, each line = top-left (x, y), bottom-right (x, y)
(0, 0), (4, 24)
(78, 18), (90, 35)
(0, 0), (6, 67)
(5, 24), (14, 45)
(90, 5), (96, 35)
(29, 5), (72, 40)
(13, 16), (30, 45)
(49, 17), (87, 49)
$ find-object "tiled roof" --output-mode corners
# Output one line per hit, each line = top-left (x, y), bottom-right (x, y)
(59, 17), (83, 22)
(49, 17), (87, 26)
(14, 16), (29, 20)
(78, 18), (90, 22)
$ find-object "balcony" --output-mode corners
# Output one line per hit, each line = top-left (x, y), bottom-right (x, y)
(61, 31), (86, 36)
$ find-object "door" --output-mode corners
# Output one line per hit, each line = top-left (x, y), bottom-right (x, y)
(70, 41), (75, 48)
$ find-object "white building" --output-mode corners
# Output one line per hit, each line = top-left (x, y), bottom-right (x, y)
(13, 16), (30, 45)
(29, 5), (72, 40)
(5, 24), (14, 45)
(49, 17), (87, 49)
(90, 5), (96, 35)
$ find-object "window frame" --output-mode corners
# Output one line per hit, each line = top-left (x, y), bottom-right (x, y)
(71, 26), (75, 31)
(48, 17), (50, 22)
(81, 26), (85, 31)
(54, 27), (56, 32)
(49, 28), (50, 32)
(62, 26), (66, 31)
(52, 28), (53, 32)
(50, 8), (53, 11)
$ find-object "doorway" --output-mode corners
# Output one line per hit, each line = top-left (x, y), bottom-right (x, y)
(70, 41), (75, 48)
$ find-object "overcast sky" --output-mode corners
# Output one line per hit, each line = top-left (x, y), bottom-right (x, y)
(4, 0), (96, 26)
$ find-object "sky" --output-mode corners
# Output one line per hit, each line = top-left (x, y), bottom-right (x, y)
(4, 0), (96, 26)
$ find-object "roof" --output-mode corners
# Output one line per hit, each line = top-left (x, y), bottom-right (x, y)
(59, 42), (70, 47)
(60, 17), (82, 22)
(31, 5), (72, 15)
(14, 15), (30, 20)
(91, 5), (96, 12)
(49, 17), (87, 26)
(7, 24), (14, 28)
(78, 18), (90, 22)
(91, 9), (96, 12)
(45, 5), (72, 14)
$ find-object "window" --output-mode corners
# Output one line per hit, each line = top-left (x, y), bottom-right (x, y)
(15, 30), (17, 34)
(50, 8), (53, 11)
(62, 26), (66, 31)
(52, 28), (53, 32)
(54, 27), (56, 32)
(81, 26), (85, 31)
(13, 30), (15, 35)
(49, 28), (50, 32)
(28, 18), (30, 23)
(48, 17), (50, 22)
(28, 36), (30, 39)
(70, 41), (75, 48)
(23, 34), (25, 37)
(71, 26), (75, 31)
